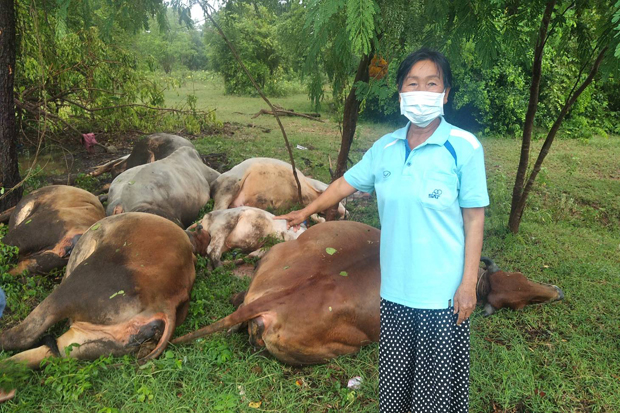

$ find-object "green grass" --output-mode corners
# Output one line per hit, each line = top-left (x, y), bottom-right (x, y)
(1, 75), (620, 411)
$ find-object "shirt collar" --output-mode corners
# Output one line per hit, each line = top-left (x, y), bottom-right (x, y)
(394, 117), (450, 146)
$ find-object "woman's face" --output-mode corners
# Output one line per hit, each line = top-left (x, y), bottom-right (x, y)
(400, 59), (450, 104)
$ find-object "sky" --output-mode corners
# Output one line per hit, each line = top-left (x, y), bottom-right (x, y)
(187, 1), (222, 23)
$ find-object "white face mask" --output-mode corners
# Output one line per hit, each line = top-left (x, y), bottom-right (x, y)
(399, 91), (445, 127)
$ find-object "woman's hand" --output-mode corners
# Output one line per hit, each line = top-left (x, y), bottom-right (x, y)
(274, 209), (308, 231)
(274, 177), (357, 230)
(453, 283), (476, 325)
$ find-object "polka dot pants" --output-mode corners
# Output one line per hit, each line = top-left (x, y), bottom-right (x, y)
(379, 299), (470, 413)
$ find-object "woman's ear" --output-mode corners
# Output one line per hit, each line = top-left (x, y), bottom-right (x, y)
(444, 87), (451, 104)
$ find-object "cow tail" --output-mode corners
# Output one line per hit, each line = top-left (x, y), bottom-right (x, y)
(170, 316), (235, 345)
(171, 288), (292, 345)
(138, 311), (175, 363)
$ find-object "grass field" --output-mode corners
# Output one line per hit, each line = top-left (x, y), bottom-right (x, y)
(1, 75), (619, 412)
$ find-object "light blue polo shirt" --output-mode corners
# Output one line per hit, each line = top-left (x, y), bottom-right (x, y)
(344, 118), (489, 309)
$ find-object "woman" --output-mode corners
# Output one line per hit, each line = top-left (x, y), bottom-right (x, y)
(276, 48), (488, 412)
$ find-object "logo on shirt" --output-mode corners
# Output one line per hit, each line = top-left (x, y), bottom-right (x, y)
(428, 189), (443, 199)
(383, 170), (391, 178)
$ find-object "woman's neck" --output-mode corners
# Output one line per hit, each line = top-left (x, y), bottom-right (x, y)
(407, 117), (441, 149)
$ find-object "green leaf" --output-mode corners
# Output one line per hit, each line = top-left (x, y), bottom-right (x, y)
(339, 271), (348, 276)
(128, 181), (135, 185)
(284, 265), (290, 269)
(345, 0), (378, 55)
(109, 290), (125, 299)
(25, 219), (32, 225)
(326, 247), (337, 255)
(91, 223), (101, 231)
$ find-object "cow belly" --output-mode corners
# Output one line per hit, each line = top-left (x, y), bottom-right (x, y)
(252, 312), (377, 366)
(230, 172), (313, 210)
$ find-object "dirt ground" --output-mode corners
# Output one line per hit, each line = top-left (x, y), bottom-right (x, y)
(24, 123), (243, 191)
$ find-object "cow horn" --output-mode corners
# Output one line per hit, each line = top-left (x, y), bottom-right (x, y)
(480, 257), (500, 274)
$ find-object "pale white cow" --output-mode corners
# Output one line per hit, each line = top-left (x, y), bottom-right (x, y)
(186, 206), (305, 268)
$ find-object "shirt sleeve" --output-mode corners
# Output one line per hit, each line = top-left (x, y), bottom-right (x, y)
(458, 144), (490, 208)
(343, 145), (376, 194)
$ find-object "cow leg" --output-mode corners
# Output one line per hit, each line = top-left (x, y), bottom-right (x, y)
(206, 217), (241, 268)
(211, 178), (241, 210)
(309, 214), (325, 224)
(0, 296), (64, 351)
(206, 242), (226, 268)
(246, 249), (266, 259)
(8, 251), (68, 276)
(2, 341), (56, 369)
(0, 389), (16, 403)
(4, 315), (171, 369)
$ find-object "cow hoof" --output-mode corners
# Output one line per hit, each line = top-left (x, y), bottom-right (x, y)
(0, 388), (16, 403)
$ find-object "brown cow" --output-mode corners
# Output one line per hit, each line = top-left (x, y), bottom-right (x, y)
(477, 257), (564, 316)
(2, 186), (105, 276)
(173, 221), (564, 365)
(210, 158), (346, 220)
(89, 133), (196, 178)
(0, 213), (195, 369)
(186, 206), (306, 268)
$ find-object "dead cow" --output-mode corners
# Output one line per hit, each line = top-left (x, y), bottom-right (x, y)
(173, 221), (381, 365)
(477, 257), (564, 316)
(0, 213), (195, 368)
(106, 147), (220, 227)
(2, 186), (105, 276)
(89, 133), (196, 178)
(173, 221), (564, 365)
(186, 206), (306, 268)
(210, 158), (346, 219)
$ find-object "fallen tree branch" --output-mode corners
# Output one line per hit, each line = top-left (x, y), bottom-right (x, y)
(61, 99), (216, 116)
(252, 108), (323, 122)
(0, 206), (16, 224)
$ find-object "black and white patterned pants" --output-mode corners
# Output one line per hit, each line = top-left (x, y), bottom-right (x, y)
(379, 299), (470, 413)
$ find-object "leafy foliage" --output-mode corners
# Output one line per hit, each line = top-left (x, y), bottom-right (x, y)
(132, 10), (208, 73)
(205, 3), (292, 96)
(345, 0), (378, 56)
(14, 0), (217, 143)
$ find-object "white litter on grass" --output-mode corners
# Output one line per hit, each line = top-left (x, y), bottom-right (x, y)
(347, 376), (363, 389)
(296, 144), (308, 150)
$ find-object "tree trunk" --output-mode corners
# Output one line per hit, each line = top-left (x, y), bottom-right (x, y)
(508, 0), (555, 233)
(0, 0), (23, 211)
(325, 53), (371, 221)
(510, 47), (607, 232)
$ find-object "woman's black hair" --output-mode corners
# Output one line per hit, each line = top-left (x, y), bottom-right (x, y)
(396, 48), (452, 91)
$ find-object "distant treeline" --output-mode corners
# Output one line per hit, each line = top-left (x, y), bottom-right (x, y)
(13, 0), (620, 138)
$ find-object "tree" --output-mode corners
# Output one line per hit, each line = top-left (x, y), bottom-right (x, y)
(0, 0), (22, 210)
(133, 10), (207, 73)
(415, 0), (619, 233)
(0, 0), (199, 211)
(205, 3), (287, 95)
(499, 1), (618, 233)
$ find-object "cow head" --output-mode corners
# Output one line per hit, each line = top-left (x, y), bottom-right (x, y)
(477, 257), (564, 316)
(185, 223), (211, 256)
